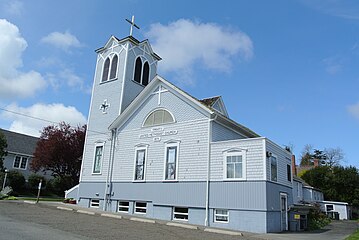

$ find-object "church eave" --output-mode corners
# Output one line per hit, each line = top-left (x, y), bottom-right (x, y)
(95, 35), (161, 61)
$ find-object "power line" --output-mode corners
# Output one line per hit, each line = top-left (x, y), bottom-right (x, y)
(0, 106), (109, 136)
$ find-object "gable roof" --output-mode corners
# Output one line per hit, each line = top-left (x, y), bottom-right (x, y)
(109, 75), (260, 138)
(96, 35), (162, 61)
(199, 96), (229, 117)
(199, 96), (221, 107)
(0, 129), (39, 156)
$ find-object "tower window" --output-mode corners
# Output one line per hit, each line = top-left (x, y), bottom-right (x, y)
(142, 62), (149, 86)
(109, 55), (118, 79)
(102, 55), (119, 82)
(133, 57), (150, 86)
(134, 57), (142, 84)
(102, 58), (110, 82)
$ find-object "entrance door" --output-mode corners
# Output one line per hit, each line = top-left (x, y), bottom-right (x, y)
(280, 193), (288, 231)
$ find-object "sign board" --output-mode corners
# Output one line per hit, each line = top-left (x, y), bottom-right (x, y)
(294, 214), (300, 220)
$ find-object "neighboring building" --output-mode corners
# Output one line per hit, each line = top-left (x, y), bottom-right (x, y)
(290, 158), (351, 227)
(319, 201), (351, 220)
(0, 129), (46, 179)
(67, 34), (294, 234)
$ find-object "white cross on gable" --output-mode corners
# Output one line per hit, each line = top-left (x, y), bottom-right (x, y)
(125, 15), (140, 36)
(152, 85), (168, 105)
(100, 99), (110, 114)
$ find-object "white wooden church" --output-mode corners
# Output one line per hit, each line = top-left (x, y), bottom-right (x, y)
(69, 21), (295, 233)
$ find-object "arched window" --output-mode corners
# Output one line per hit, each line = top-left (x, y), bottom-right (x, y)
(142, 62), (150, 86)
(134, 57), (142, 84)
(102, 58), (110, 82)
(109, 55), (118, 79)
(143, 109), (175, 127)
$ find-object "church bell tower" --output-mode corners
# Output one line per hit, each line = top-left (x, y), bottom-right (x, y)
(79, 17), (161, 182)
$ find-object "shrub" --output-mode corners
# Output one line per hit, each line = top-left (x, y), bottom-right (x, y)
(7, 171), (25, 192)
(28, 174), (47, 189)
(47, 175), (74, 196)
(308, 203), (331, 231)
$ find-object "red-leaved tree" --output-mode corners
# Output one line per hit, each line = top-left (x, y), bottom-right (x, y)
(31, 122), (86, 191)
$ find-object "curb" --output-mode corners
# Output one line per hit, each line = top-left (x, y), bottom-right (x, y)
(204, 228), (243, 236)
(77, 209), (95, 215)
(24, 200), (36, 204)
(166, 222), (198, 230)
(130, 217), (156, 224)
(56, 206), (73, 211)
(51, 203), (244, 236)
(101, 213), (122, 219)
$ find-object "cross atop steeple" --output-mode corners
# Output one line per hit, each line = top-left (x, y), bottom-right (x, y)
(126, 15), (140, 36)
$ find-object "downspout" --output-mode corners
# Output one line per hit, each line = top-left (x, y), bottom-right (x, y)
(103, 129), (116, 211)
(205, 114), (216, 226)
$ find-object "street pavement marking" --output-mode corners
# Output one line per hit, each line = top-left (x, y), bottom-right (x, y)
(166, 222), (198, 230)
(24, 201), (36, 204)
(56, 206), (73, 211)
(101, 213), (122, 219)
(77, 209), (95, 215)
(204, 228), (243, 236)
(130, 217), (156, 223)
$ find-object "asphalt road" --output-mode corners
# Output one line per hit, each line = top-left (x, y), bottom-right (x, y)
(0, 201), (259, 240)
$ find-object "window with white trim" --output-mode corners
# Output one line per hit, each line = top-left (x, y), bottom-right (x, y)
(13, 156), (28, 170)
(173, 207), (188, 221)
(118, 201), (130, 213)
(134, 202), (147, 214)
(102, 55), (119, 82)
(214, 209), (229, 223)
(134, 147), (147, 181)
(133, 57), (150, 86)
(93, 145), (103, 174)
(143, 109), (174, 127)
(223, 150), (246, 180)
(165, 142), (179, 180)
(90, 199), (100, 208)
(270, 155), (277, 182)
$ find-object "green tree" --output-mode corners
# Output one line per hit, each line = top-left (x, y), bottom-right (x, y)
(301, 165), (359, 206)
(0, 131), (7, 172)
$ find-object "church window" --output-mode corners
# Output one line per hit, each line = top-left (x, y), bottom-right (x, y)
(134, 57), (142, 84)
(143, 109), (174, 127)
(270, 155), (277, 182)
(134, 147), (147, 181)
(223, 150), (246, 180)
(164, 142), (179, 180)
(102, 58), (110, 82)
(93, 145), (103, 174)
(142, 62), (150, 86)
(109, 55), (118, 79)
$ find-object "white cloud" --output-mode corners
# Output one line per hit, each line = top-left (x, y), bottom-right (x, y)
(322, 57), (342, 75)
(347, 102), (359, 120)
(1, 0), (24, 16)
(301, 0), (359, 20)
(46, 68), (91, 93)
(145, 19), (253, 85)
(41, 31), (82, 51)
(2, 103), (87, 137)
(0, 19), (46, 99)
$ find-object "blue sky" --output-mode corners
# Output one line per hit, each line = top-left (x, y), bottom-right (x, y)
(0, 0), (358, 167)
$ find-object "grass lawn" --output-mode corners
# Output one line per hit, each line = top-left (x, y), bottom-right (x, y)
(346, 228), (359, 240)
